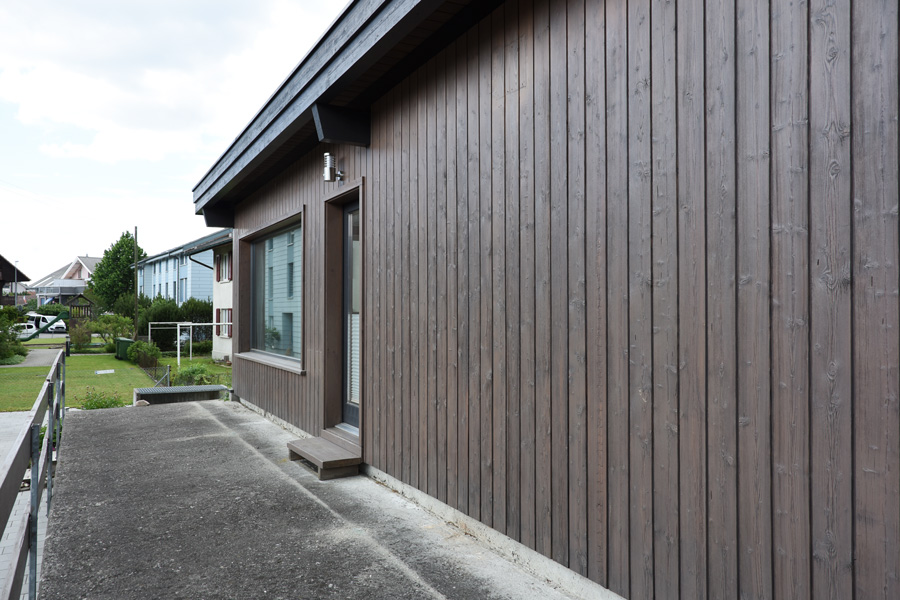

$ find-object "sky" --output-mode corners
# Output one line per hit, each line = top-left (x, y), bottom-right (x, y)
(0, 0), (346, 283)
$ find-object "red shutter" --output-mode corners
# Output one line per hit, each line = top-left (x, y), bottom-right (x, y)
(216, 309), (221, 336)
(227, 309), (232, 338)
(215, 254), (221, 282)
(227, 252), (233, 280)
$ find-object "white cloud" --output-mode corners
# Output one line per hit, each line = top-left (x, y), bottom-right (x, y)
(0, 0), (346, 282)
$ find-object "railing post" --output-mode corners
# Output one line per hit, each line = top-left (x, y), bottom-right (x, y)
(47, 372), (55, 513)
(29, 423), (40, 600)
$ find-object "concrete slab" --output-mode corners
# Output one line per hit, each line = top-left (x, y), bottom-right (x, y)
(0, 349), (61, 369)
(39, 402), (583, 599)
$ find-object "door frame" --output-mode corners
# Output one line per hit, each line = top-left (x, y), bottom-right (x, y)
(322, 178), (365, 443)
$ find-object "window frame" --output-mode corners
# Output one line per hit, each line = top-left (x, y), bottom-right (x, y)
(248, 217), (304, 365)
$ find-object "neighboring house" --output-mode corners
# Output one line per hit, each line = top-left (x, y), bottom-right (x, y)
(192, 2), (899, 599)
(183, 229), (234, 361)
(0, 254), (29, 306)
(29, 256), (100, 305)
(136, 230), (230, 305)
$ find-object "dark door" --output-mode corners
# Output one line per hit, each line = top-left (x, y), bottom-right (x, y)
(342, 202), (361, 427)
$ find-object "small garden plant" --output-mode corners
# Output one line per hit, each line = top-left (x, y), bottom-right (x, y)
(77, 387), (127, 410)
(174, 363), (216, 386)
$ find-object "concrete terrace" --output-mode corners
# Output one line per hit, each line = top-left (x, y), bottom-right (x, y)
(38, 401), (607, 599)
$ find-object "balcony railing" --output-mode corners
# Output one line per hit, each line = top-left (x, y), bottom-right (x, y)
(0, 351), (65, 599)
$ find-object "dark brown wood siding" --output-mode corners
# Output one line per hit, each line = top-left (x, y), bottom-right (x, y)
(229, 0), (898, 597)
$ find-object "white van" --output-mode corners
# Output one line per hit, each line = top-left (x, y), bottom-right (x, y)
(26, 312), (66, 332)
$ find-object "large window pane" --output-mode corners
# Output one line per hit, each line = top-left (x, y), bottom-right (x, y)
(251, 220), (302, 360)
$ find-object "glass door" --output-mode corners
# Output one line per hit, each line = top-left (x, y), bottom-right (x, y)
(342, 202), (361, 427)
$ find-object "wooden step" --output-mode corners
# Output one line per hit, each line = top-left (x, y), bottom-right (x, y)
(287, 437), (361, 480)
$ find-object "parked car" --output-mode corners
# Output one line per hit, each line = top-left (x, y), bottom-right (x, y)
(47, 320), (67, 333)
(14, 322), (38, 339)
(27, 313), (63, 331)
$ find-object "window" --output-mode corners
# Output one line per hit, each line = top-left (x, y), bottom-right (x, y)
(216, 251), (232, 283)
(287, 262), (294, 297)
(217, 308), (232, 338)
(251, 220), (302, 360)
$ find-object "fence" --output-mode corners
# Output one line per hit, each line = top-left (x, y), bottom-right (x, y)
(140, 365), (170, 388)
(0, 350), (64, 600)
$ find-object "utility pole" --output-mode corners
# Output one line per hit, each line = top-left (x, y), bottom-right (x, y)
(133, 227), (138, 340)
(14, 260), (18, 309)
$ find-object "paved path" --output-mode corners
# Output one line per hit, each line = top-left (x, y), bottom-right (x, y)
(0, 349), (61, 369)
(40, 401), (590, 599)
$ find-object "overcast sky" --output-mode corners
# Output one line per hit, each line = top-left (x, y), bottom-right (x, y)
(1, 0), (345, 283)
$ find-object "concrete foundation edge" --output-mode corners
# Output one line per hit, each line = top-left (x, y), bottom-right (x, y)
(238, 396), (621, 600)
(362, 465), (625, 600)
(238, 397), (313, 441)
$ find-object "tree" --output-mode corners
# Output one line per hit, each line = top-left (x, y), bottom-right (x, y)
(92, 314), (134, 344)
(90, 231), (145, 310)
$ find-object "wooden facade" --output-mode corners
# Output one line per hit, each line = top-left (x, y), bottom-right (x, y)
(203, 0), (899, 597)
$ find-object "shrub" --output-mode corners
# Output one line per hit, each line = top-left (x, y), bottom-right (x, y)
(113, 292), (150, 321)
(138, 297), (181, 350)
(190, 341), (213, 355)
(181, 298), (213, 341)
(104, 342), (116, 353)
(69, 322), (93, 350)
(174, 364), (216, 386)
(0, 315), (26, 360)
(78, 387), (126, 410)
(36, 303), (67, 317)
(92, 314), (133, 344)
(127, 340), (162, 367)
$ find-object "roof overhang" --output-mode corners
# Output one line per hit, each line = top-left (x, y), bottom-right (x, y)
(192, 0), (493, 228)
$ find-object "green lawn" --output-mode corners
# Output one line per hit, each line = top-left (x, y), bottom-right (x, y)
(0, 355), (154, 411)
(23, 337), (68, 346)
(159, 356), (233, 388)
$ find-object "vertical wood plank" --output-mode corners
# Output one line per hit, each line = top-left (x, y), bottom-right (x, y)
(436, 49), (448, 505)
(445, 39), (460, 512)
(490, 4), (507, 532)
(704, 0), (737, 597)
(566, 0), (587, 576)
(517, 0), (537, 553)
(852, 3), (900, 598)
(378, 99), (388, 471)
(548, 0), (569, 565)
(401, 77), (412, 485)
(809, 0), (853, 596)
(533, 0), (553, 559)
(456, 35), (470, 514)
(393, 81), (404, 481)
(467, 24), (482, 521)
(650, 0), (680, 594)
(584, 0), (607, 584)
(503, 0), (521, 542)
(736, 0), (772, 596)
(605, 0), (629, 591)
(627, 0), (653, 593)
(427, 57), (439, 499)
(771, 0), (811, 597)
(479, 15), (494, 527)
(418, 62), (429, 491)
(677, 0), (708, 597)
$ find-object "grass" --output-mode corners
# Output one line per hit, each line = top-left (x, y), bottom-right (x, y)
(23, 337), (68, 346)
(159, 356), (232, 388)
(0, 354), (153, 411)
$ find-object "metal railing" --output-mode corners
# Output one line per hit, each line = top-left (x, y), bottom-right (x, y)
(0, 351), (65, 600)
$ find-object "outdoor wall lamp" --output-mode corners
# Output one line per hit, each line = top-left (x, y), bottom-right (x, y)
(323, 152), (343, 182)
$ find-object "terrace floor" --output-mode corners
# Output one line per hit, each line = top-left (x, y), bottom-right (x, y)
(38, 400), (590, 599)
